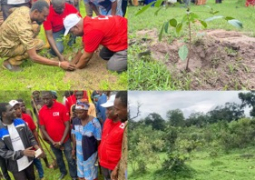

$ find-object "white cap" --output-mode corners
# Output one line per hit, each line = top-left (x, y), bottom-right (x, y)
(63, 14), (82, 36)
(9, 100), (19, 107)
(101, 94), (116, 108)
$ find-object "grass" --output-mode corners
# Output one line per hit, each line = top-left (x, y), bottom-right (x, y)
(0, 2), (127, 90)
(128, 147), (255, 180)
(128, 0), (255, 90)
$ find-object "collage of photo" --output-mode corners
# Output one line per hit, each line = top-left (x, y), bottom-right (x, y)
(0, 0), (255, 179)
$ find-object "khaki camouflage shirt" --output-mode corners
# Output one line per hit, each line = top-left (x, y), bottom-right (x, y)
(0, 7), (35, 52)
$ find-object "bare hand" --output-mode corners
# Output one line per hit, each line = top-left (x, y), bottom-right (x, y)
(23, 147), (35, 157)
(59, 55), (67, 62)
(60, 61), (75, 71)
(110, 168), (118, 180)
(71, 149), (76, 159)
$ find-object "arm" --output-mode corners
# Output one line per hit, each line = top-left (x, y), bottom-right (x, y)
(89, 2), (100, 16)
(40, 125), (55, 145)
(74, 50), (93, 69)
(45, 30), (66, 61)
(111, 0), (117, 15)
(27, 48), (75, 70)
(60, 121), (70, 145)
(71, 134), (76, 159)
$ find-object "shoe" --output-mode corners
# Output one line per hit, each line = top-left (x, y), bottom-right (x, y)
(58, 173), (67, 180)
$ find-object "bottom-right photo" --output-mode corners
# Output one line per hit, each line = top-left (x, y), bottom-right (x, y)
(128, 91), (255, 180)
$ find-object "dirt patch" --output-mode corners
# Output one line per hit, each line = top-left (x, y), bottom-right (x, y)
(63, 52), (118, 89)
(134, 29), (255, 90)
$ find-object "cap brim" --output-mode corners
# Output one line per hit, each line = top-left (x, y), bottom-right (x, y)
(101, 102), (114, 108)
(64, 28), (70, 36)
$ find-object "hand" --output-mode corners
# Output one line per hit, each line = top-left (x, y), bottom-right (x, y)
(23, 147), (35, 157)
(110, 168), (118, 180)
(53, 141), (61, 149)
(71, 149), (76, 159)
(60, 61), (75, 71)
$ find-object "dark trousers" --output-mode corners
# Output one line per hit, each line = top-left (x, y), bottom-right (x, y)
(101, 166), (112, 180)
(0, 157), (11, 180)
(122, 0), (128, 17)
(1, 3), (30, 20)
(50, 139), (77, 178)
(12, 163), (35, 180)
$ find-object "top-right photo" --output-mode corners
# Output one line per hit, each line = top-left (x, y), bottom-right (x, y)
(128, 0), (255, 90)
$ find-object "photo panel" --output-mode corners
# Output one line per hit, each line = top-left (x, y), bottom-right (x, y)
(128, 90), (255, 179)
(0, 90), (127, 180)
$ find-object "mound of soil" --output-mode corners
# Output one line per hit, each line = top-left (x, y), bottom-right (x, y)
(135, 29), (255, 90)
(63, 52), (118, 89)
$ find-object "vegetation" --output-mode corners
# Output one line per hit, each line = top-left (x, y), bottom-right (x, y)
(129, 91), (255, 179)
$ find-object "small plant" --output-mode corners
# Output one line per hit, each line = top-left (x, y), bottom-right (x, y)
(136, 1), (243, 71)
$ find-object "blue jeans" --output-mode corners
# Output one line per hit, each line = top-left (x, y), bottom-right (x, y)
(50, 29), (76, 56)
(51, 139), (77, 178)
(34, 158), (44, 179)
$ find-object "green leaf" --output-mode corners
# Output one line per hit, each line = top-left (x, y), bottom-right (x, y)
(169, 19), (177, 27)
(135, 2), (155, 16)
(190, 12), (199, 19)
(155, 7), (162, 16)
(155, 0), (164, 7)
(205, 15), (224, 22)
(164, 22), (169, 33)
(199, 20), (207, 28)
(178, 45), (189, 61)
(228, 19), (243, 29)
(176, 23), (183, 35)
(182, 14), (188, 23)
(225, 16), (235, 21)
(159, 23), (164, 41)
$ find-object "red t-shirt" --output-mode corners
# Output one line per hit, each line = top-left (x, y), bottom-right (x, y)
(82, 16), (127, 53)
(43, 3), (80, 32)
(21, 113), (36, 131)
(39, 101), (70, 142)
(98, 118), (125, 170)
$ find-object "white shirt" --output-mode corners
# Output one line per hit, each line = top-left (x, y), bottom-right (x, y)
(8, 123), (32, 172)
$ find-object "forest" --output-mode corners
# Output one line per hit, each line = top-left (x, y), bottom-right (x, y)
(128, 91), (255, 180)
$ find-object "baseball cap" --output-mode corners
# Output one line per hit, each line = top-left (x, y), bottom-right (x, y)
(101, 94), (116, 108)
(9, 100), (19, 107)
(75, 100), (90, 110)
(63, 13), (81, 36)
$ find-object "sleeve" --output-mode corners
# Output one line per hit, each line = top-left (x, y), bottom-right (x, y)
(24, 122), (37, 147)
(83, 30), (104, 53)
(0, 140), (23, 160)
(93, 118), (102, 140)
(43, 16), (52, 31)
(26, 115), (36, 131)
(61, 104), (70, 122)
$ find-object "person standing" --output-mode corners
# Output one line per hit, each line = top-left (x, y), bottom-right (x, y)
(0, 101), (41, 180)
(39, 91), (77, 180)
(71, 101), (101, 180)
(98, 94), (125, 180)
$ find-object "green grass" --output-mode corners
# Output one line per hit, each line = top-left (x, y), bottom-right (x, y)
(0, 2), (127, 90)
(128, 0), (255, 90)
(129, 147), (255, 180)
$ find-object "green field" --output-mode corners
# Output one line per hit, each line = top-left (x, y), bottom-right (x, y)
(0, 2), (127, 90)
(129, 148), (255, 180)
(128, 0), (255, 90)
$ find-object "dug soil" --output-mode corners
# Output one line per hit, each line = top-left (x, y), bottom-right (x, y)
(134, 29), (255, 90)
(63, 52), (118, 89)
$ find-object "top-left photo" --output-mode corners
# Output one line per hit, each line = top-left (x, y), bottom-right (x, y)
(0, 0), (127, 90)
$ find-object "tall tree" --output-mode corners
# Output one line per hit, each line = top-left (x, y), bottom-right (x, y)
(166, 109), (185, 127)
(144, 113), (166, 130)
(239, 91), (255, 117)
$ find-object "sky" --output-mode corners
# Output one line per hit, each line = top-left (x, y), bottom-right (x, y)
(128, 91), (251, 121)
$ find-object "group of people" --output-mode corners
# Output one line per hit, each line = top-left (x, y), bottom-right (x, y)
(0, 90), (128, 180)
(0, 0), (127, 72)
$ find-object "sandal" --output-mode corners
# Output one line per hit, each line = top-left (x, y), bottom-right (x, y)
(2, 61), (22, 72)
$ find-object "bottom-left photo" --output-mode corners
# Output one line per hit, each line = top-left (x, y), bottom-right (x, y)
(0, 90), (127, 180)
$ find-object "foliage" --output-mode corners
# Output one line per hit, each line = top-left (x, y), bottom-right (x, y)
(239, 91), (255, 117)
(166, 109), (185, 127)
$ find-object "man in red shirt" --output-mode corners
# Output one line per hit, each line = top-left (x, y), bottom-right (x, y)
(63, 14), (127, 72)
(39, 91), (77, 180)
(43, 0), (80, 61)
(98, 94), (125, 180)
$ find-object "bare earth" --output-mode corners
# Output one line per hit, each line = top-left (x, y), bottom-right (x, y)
(135, 29), (255, 90)
(63, 52), (117, 89)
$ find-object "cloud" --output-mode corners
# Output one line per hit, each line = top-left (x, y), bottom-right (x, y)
(129, 91), (249, 121)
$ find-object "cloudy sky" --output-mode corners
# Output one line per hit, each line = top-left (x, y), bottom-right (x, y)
(129, 91), (251, 121)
